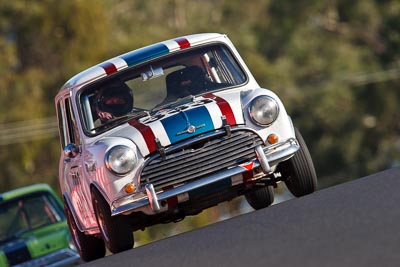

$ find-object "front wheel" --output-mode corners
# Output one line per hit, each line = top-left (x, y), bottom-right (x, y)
(63, 201), (106, 262)
(91, 188), (134, 254)
(245, 185), (275, 210)
(280, 127), (317, 197)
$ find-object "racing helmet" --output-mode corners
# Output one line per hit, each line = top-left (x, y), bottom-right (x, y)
(96, 81), (133, 119)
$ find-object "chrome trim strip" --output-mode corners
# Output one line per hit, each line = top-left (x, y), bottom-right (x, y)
(111, 138), (299, 215)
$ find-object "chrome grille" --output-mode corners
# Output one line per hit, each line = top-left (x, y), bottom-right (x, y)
(140, 130), (264, 190)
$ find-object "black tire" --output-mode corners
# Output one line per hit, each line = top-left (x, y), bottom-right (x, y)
(280, 127), (317, 197)
(91, 188), (134, 254)
(245, 185), (275, 210)
(63, 201), (106, 262)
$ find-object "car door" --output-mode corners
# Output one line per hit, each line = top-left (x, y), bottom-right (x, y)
(57, 95), (97, 231)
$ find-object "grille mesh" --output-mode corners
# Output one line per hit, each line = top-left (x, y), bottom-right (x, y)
(140, 130), (263, 190)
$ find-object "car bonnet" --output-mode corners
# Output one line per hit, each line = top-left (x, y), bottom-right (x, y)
(114, 91), (244, 158)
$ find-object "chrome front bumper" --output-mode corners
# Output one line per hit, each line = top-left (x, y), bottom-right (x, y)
(112, 138), (299, 216)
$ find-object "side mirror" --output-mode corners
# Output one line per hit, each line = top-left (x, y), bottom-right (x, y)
(64, 144), (80, 159)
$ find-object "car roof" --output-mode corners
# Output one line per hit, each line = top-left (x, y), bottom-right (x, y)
(0, 183), (56, 202)
(57, 33), (227, 94)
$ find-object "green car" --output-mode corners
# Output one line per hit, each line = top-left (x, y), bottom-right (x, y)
(0, 184), (80, 267)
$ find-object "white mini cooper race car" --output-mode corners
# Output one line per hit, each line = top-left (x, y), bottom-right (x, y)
(55, 33), (317, 262)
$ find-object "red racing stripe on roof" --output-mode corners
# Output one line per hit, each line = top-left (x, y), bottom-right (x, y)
(99, 62), (118, 75)
(203, 93), (237, 125)
(174, 37), (190, 49)
(128, 119), (157, 154)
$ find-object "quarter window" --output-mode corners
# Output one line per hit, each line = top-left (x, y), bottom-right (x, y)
(56, 96), (80, 148)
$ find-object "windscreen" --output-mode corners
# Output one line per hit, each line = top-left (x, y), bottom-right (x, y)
(79, 44), (246, 134)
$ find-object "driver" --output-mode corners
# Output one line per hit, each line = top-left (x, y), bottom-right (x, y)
(95, 81), (133, 122)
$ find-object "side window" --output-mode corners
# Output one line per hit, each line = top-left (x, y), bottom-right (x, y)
(56, 96), (81, 148)
(56, 101), (68, 149)
(65, 98), (81, 145)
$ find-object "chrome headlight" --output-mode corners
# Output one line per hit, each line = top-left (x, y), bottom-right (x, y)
(105, 145), (137, 175)
(249, 96), (279, 125)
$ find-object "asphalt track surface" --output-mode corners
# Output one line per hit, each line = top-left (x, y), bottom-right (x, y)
(81, 167), (400, 267)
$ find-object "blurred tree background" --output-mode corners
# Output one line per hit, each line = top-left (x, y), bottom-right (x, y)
(1, 0), (399, 245)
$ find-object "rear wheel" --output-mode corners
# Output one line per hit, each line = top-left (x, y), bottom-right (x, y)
(245, 185), (274, 210)
(63, 201), (106, 262)
(91, 188), (134, 254)
(280, 127), (317, 197)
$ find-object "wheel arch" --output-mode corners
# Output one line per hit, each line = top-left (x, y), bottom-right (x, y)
(90, 181), (111, 206)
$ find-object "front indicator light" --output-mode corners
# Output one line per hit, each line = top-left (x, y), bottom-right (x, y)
(124, 183), (135, 193)
(267, 134), (279, 144)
